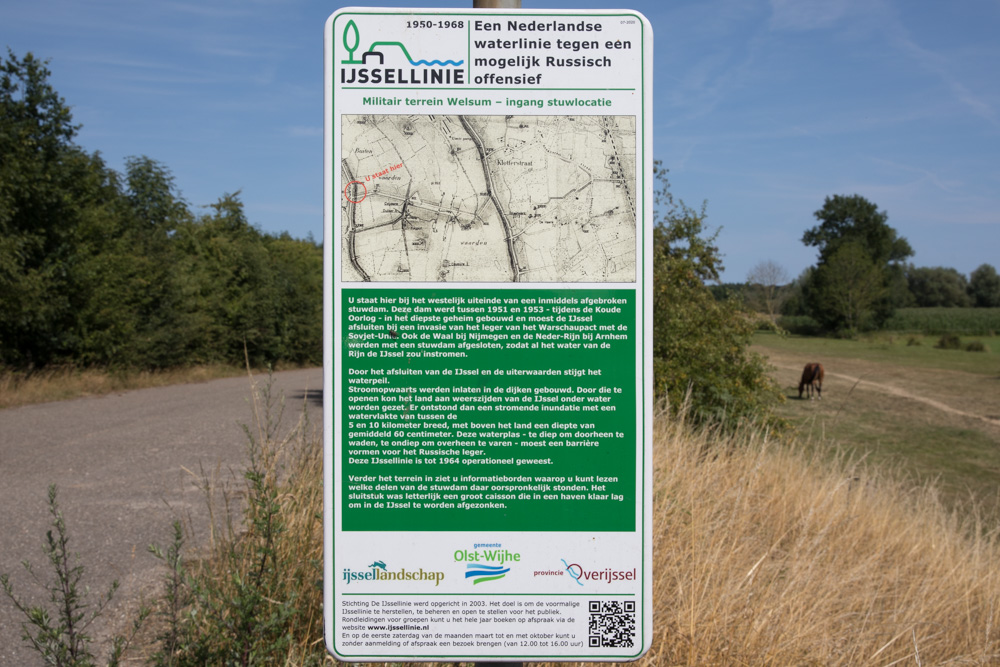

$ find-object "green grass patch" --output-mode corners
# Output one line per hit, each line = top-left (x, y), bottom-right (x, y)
(755, 331), (1000, 520)
(753, 331), (1000, 375)
(776, 314), (822, 336)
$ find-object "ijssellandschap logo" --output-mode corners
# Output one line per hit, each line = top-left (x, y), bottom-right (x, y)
(562, 559), (637, 587)
(339, 18), (466, 86)
(342, 559), (445, 586)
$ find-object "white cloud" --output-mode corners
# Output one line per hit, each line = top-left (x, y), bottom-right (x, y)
(865, 156), (963, 195)
(889, 30), (998, 125)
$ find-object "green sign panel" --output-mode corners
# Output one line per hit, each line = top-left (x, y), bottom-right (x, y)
(341, 288), (635, 532)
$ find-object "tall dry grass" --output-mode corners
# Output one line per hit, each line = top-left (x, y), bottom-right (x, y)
(644, 406), (1000, 666)
(0, 365), (249, 409)
(105, 370), (331, 665)
(139, 388), (1000, 665)
(153, 371), (330, 665)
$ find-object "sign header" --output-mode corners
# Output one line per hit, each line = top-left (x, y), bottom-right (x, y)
(332, 9), (644, 90)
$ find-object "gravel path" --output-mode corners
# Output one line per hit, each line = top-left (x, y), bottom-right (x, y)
(0, 368), (323, 665)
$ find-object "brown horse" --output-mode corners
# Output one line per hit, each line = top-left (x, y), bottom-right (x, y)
(798, 363), (824, 400)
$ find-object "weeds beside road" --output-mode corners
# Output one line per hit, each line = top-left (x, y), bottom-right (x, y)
(0, 364), (310, 410)
(0, 367), (322, 666)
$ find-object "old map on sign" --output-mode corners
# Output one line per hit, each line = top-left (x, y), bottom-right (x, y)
(341, 115), (636, 283)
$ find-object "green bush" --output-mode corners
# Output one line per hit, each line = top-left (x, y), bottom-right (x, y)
(935, 333), (962, 350)
(964, 340), (988, 353)
(778, 315), (823, 336)
(651, 164), (784, 429)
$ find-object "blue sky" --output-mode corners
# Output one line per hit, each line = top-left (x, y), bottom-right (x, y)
(4, 0), (998, 282)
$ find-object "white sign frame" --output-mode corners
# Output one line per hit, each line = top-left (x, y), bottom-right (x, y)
(324, 7), (653, 661)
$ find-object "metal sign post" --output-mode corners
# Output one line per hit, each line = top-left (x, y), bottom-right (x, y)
(473, 0), (522, 8)
(323, 7), (653, 661)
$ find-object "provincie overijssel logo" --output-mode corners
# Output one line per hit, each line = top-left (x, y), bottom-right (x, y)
(340, 19), (465, 85)
(342, 560), (445, 586)
(562, 558), (636, 587)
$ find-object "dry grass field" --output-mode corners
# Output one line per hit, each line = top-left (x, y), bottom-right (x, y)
(257, 401), (1000, 666)
(335, 408), (1000, 666)
(0, 364), (289, 409)
(640, 411), (1000, 666)
(195, 399), (997, 666)
(13, 351), (1000, 664)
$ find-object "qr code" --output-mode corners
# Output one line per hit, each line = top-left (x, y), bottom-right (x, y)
(588, 600), (636, 648)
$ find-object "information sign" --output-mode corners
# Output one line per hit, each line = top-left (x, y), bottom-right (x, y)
(324, 7), (653, 661)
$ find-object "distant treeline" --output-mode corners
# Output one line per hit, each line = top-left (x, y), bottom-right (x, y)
(714, 263), (1000, 312)
(1, 51), (321, 370)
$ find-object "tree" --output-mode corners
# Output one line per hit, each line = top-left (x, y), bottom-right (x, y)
(969, 264), (1000, 308)
(0, 50), (111, 366)
(0, 51), (325, 371)
(745, 259), (790, 324)
(803, 195), (913, 266)
(780, 267), (813, 317)
(170, 192), (290, 366)
(811, 241), (886, 332)
(123, 155), (189, 237)
(72, 157), (193, 368)
(651, 163), (783, 428)
(266, 233), (323, 365)
(906, 266), (971, 308)
(801, 195), (913, 332)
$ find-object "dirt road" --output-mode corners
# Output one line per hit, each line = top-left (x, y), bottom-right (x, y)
(0, 368), (323, 665)
(768, 356), (1000, 426)
(758, 346), (1000, 438)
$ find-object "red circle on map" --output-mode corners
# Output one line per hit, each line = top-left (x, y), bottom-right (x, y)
(344, 180), (367, 203)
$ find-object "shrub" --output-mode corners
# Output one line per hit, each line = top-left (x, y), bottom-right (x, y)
(936, 333), (962, 350)
(777, 315), (822, 336)
(1, 485), (148, 666)
(964, 340), (988, 353)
